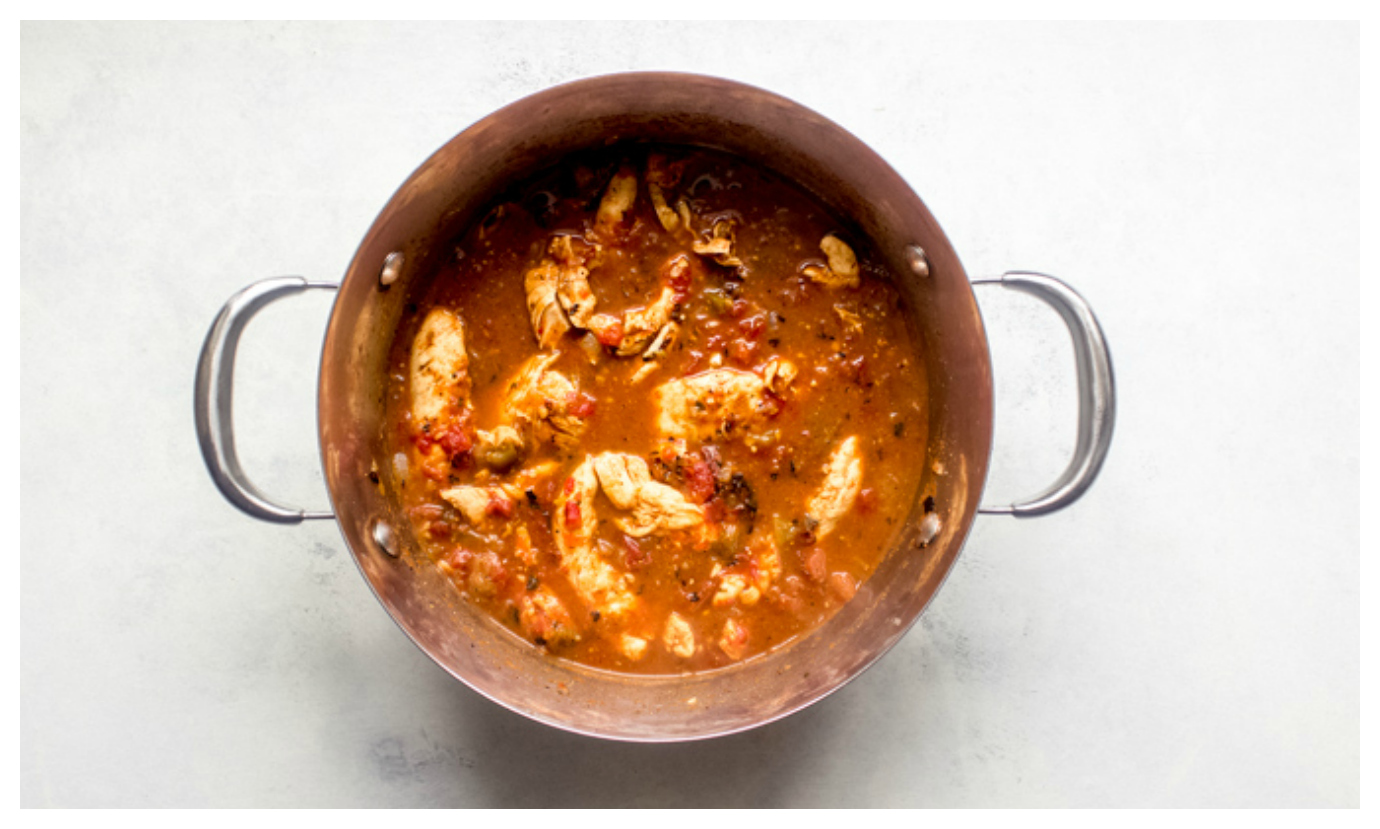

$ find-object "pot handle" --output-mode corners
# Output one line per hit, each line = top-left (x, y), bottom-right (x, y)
(194, 276), (339, 523)
(972, 271), (1116, 517)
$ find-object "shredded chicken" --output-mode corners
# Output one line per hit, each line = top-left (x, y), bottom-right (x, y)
(654, 360), (796, 443)
(804, 435), (864, 539)
(803, 234), (860, 289)
(646, 154), (686, 233)
(663, 611), (696, 658)
(594, 164), (638, 239)
(517, 588), (578, 647)
(617, 285), (681, 357)
(834, 304), (864, 333)
(692, 219), (744, 271)
(409, 307), (470, 428)
(591, 453), (705, 538)
(542, 236), (597, 330)
(501, 353), (589, 451)
(551, 459), (638, 622)
(619, 634), (649, 661)
(439, 485), (513, 526)
(718, 618), (749, 661)
(524, 259), (571, 348)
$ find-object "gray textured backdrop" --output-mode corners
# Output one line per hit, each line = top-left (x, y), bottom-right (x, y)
(21, 21), (1358, 806)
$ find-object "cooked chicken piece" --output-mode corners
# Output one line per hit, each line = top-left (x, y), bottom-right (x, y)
(474, 425), (525, 471)
(752, 537), (782, 592)
(512, 525), (538, 567)
(494, 461), (561, 505)
(648, 182), (678, 232)
(619, 634), (649, 661)
(692, 219), (744, 270)
(550, 238), (598, 329)
(501, 353), (589, 451)
(834, 304), (864, 333)
(804, 435), (864, 540)
(663, 611), (696, 659)
(586, 313), (624, 347)
(438, 549), (508, 600)
(594, 164), (638, 239)
(617, 285), (681, 357)
(552, 459), (638, 622)
(711, 534), (781, 608)
(718, 618), (749, 661)
(654, 361), (796, 443)
(409, 307), (471, 429)
(712, 573), (760, 608)
(761, 356), (798, 396)
(629, 321), (680, 383)
(676, 200), (694, 231)
(439, 485), (513, 526)
(646, 154), (687, 234)
(803, 233), (860, 289)
(592, 453), (704, 538)
(524, 259), (571, 348)
(517, 587), (578, 648)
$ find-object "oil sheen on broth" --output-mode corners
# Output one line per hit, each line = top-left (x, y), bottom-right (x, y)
(384, 145), (929, 675)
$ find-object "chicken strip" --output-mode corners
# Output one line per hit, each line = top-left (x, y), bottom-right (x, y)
(804, 435), (864, 540)
(552, 460), (638, 622)
(594, 164), (638, 240)
(409, 307), (471, 429)
(551, 235), (598, 329)
(524, 259), (571, 348)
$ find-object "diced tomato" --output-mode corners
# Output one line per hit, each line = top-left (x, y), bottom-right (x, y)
(730, 299), (749, 319)
(728, 339), (757, 366)
(856, 487), (878, 514)
(802, 547), (827, 582)
(682, 351), (704, 375)
(850, 356), (870, 386)
(568, 392), (597, 418)
(564, 499), (582, 528)
(436, 424), (472, 456)
(828, 572), (858, 602)
(684, 456), (716, 503)
(623, 535), (650, 569)
(703, 498), (727, 525)
(486, 494), (514, 519)
(593, 320), (625, 347)
(564, 476), (576, 495)
(665, 255), (693, 297)
(738, 313), (766, 340)
(438, 548), (472, 577)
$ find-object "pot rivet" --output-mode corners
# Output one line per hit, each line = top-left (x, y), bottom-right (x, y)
(372, 519), (399, 558)
(379, 251), (404, 287)
(905, 245), (930, 278)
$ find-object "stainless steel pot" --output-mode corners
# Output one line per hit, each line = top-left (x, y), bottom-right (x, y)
(194, 72), (1115, 742)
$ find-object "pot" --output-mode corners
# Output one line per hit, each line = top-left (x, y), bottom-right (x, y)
(194, 73), (1115, 742)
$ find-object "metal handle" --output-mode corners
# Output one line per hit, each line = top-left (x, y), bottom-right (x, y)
(194, 276), (339, 523)
(973, 271), (1116, 518)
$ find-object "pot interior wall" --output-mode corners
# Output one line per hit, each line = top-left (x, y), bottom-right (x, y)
(318, 73), (994, 740)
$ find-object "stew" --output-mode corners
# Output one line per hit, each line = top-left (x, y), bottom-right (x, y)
(383, 145), (931, 674)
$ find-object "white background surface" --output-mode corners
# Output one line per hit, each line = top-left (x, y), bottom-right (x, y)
(20, 21), (1359, 807)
